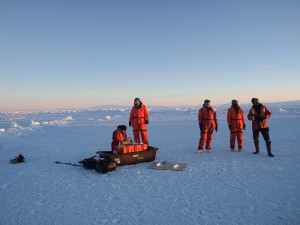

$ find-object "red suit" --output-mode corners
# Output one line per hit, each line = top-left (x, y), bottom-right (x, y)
(227, 106), (246, 150)
(129, 103), (149, 144)
(198, 107), (217, 150)
(111, 128), (127, 151)
(247, 105), (272, 130)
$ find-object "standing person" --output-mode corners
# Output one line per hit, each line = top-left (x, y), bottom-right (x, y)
(111, 125), (131, 153)
(227, 99), (246, 152)
(129, 98), (150, 144)
(198, 99), (218, 153)
(247, 98), (274, 157)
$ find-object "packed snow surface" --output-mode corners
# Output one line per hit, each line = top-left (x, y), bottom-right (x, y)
(0, 106), (299, 225)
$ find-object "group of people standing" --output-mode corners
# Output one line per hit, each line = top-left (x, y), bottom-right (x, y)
(111, 97), (274, 157)
(197, 98), (274, 157)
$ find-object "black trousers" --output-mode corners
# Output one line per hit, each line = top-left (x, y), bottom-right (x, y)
(253, 128), (271, 143)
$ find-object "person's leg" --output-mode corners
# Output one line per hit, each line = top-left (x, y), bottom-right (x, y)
(237, 129), (243, 150)
(230, 128), (237, 150)
(199, 130), (207, 150)
(261, 128), (274, 157)
(253, 129), (260, 154)
(206, 128), (214, 150)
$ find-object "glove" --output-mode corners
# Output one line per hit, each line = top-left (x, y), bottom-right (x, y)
(259, 115), (267, 120)
(228, 125), (232, 131)
(199, 123), (203, 131)
(215, 123), (218, 132)
(129, 122), (132, 127)
(145, 120), (149, 124)
(243, 125), (246, 130)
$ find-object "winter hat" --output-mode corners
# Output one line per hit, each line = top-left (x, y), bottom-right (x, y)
(120, 125), (127, 131)
(134, 98), (140, 102)
(204, 99), (210, 104)
(232, 99), (238, 104)
(251, 98), (259, 104)
(117, 125), (127, 131)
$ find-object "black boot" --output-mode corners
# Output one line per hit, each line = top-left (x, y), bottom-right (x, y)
(267, 142), (274, 157)
(253, 141), (259, 154)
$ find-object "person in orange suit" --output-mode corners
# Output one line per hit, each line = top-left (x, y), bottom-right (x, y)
(129, 98), (150, 144)
(227, 99), (246, 152)
(111, 125), (129, 153)
(198, 99), (218, 153)
(247, 98), (274, 157)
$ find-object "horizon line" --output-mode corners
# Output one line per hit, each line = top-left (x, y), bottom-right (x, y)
(1, 99), (300, 113)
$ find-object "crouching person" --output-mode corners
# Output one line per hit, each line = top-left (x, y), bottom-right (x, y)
(111, 125), (132, 154)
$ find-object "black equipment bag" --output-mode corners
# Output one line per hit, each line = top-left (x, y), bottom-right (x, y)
(95, 158), (116, 174)
(79, 156), (98, 169)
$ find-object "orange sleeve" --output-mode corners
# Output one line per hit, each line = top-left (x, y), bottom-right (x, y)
(129, 107), (134, 122)
(265, 106), (272, 119)
(214, 110), (217, 124)
(227, 109), (232, 126)
(198, 109), (202, 123)
(144, 105), (150, 121)
(247, 108), (254, 121)
(241, 110), (246, 126)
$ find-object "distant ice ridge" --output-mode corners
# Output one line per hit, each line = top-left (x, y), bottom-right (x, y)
(42, 116), (73, 125)
(31, 120), (41, 126)
(279, 108), (288, 112)
(98, 115), (114, 121)
(7, 121), (40, 136)
(0, 128), (5, 133)
(31, 116), (74, 126)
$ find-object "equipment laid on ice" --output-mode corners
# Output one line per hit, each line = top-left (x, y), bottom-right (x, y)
(78, 156), (98, 169)
(55, 145), (158, 174)
(55, 156), (116, 174)
(148, 161), (188, 171)
(10, 153), (25, 164)
(97, 145), (158, 166)
(95, 158), (117, 174)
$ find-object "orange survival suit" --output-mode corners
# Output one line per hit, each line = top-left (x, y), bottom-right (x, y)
(198, 100), (218, 150)
(227, 100), (246, 150)
(129, 100), (149, 144)
(111, 126), (127, 152)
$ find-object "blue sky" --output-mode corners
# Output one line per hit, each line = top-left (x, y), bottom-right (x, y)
(1, 0), (299, 111)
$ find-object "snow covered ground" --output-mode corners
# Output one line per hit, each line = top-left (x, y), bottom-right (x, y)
(1, 105), (300, 225)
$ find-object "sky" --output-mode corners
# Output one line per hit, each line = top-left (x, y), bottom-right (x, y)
(1, 0), (300, 111)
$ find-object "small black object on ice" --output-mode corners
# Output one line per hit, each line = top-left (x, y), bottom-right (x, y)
(10, 153), (25, 164)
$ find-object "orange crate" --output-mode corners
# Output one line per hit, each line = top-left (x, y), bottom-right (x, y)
(141, 144), (148, 151)
(119, 145), (135, 154)
(135, 145), (142, 152)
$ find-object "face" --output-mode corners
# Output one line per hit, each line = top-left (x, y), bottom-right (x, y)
(204, 103), (210, 107)
(122, 130), (126, 135)
(134, 100), (140, 105)
(253, 100), (259, 105)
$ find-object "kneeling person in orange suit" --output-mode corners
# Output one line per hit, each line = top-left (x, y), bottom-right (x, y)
(111, 125), (132, 154)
